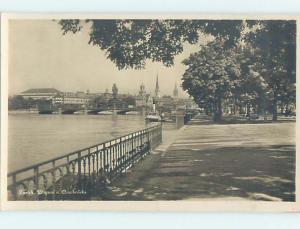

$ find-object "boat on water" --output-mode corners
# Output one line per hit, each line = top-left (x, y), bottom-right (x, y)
(98, 110), (114, 115)
(28, 108), (39, 114)
(125, 111), (139, 115)
(145, 112), (162, 122)
(74, 110), (87, 115)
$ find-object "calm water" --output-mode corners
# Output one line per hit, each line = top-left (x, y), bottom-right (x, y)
(8, 114), (150, 172)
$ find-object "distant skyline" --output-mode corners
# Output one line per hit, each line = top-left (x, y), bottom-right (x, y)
(9, 20), (211, 97)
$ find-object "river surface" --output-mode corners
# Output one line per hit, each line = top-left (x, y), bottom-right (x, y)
(8, 114), (155, 172)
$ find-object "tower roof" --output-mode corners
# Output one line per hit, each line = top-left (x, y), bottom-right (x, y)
(139, 82), (146, 95)
(155, 74), (160, 97)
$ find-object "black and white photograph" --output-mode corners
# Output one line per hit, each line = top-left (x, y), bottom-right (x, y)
(1, 15), (298, 211)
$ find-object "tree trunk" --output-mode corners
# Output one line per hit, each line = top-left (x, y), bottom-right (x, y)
(233, 97), (236, 115)
(280, 103), (284, 114)
(285, 100), (289, 116)
(213, 97), (222, 122)
(272, 95), (278, 121)
(247, 103), (251, 120)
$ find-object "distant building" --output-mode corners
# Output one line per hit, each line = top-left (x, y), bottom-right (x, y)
(135, 83), (147, 107)
(112, 83), (118, 99)
(52, 91), (91, 107)
(104, 88), (113, 101)
(52, 95), (63, 105)
(135, 82), (155, 111)
(19, 88), (61, 100)
(153, 74), (161, 106)
(160, 95), (174, 112)
(146, 95), (153, 108)
(62, 92), (90, 106)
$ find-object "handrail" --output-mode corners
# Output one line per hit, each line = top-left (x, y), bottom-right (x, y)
(7, 123), (163, 200)
(8, 124), (160, 176)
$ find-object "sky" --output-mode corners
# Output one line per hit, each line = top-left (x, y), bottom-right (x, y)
(8, 20), (209, 97)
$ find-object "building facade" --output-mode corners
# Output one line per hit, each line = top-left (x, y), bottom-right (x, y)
(19, 88), (61, 100)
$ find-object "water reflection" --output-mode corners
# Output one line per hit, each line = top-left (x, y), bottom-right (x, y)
(8, 114), (149, 172)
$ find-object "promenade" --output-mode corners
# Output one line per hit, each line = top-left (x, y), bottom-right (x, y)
(99, 116), (296, 201)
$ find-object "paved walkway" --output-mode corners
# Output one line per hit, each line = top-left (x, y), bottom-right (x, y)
(98, 117), (296, 201)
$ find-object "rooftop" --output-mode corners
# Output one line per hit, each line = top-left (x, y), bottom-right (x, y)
(21, 88), (61, 94)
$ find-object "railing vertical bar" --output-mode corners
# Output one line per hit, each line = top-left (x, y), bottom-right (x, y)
(88, 149), (91, 178)
(131, 134), (134, 167)
(116, 141), (119, 172)
(103, 148), (106, 174)
(109, 142), (112, 173)
(100, 147), (103, 174)
(96, 146), (99, 175)
(77, 152), (81, 189)
(119, 140), (121, 170)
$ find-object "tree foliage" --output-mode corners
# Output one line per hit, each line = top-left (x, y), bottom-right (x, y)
(59, 20), (244, 69)
(182, 39), (241, 121)
(246, 20), (296, 120)
(58, 19), (296, 121)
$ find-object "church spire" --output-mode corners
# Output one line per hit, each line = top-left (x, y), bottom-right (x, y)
(155, 74), (160, 97)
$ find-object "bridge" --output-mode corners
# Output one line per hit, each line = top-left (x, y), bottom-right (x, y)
(38, 108), (137, 115)
(7, 124), (162, 200)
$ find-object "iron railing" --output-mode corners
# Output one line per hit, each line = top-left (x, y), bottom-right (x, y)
(7, 123), (162, 200)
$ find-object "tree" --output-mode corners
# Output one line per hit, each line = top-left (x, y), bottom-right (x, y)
(278, 82), (296, 115)
(92, 95), (108, 108)
(233, 45), (268, 117)
(182, 39), (241, 121)
(59, 20), (296, 121)
(122, 95), (136, 107)
(8, 95), (28, 110)
(246, 20), (296, 120)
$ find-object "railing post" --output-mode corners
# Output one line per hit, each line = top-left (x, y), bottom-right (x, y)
(109, 142), (112, 175)
(103, 147), (106, 174)
(124, 138), (127, 170)
(52, 161), (56, 200)
(88, 148), (91, 178)
(66, 156), (70, 174)
(77, 152), (82, 189)
(147, 129), (151, 152)
(34, 167), (39, 192)
(100, 146), (103, 175)
(119, 140), (123, 173)
(96, 146), (99, 175)
(116, 141), (120, 173)
(12, 174), (17, 200)
(139, 131), (143, 157)
(131, 134), (134, 167)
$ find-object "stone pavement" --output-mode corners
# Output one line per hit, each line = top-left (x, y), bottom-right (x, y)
(97, 117), (296, 201)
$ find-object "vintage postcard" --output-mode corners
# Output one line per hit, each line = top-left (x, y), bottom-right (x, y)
(1, 13), (299, 211)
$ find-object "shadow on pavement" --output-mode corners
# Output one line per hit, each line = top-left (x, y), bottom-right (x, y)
(95, 144), (295, 201)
